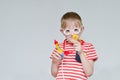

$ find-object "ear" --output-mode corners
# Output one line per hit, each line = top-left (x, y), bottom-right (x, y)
(60, 28), (64, 34)
(79, 26), (84, 36)
(81, 25), (84, 33)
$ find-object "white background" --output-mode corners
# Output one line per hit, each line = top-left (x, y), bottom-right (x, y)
(0, 0), (120, 80)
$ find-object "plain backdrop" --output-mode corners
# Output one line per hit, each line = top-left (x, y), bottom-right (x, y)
(0, 0), (120, 80)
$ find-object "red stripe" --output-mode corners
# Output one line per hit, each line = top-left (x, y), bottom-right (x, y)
(50, 39), (98, 80)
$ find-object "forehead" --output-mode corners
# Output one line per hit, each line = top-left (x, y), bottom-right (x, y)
(64, 19), (80, 29)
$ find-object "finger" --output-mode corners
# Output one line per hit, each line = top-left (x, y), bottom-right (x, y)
(70, 39), (76, 43)
(53, 53), (62, 60)
(74, 43), (79, 48)
(74, 43), (77, 47)
(74, 46), (78, 50)
(52, 54), (60, 60)
(55, 52), (62, 59)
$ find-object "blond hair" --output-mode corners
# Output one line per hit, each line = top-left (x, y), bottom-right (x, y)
(61, 12), (83, 29)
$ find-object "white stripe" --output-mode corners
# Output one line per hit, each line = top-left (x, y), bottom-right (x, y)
(87, 53), (96, 57)
(57, 74), (87, 80)
(58, 70), (85, 75)
(87, 56), (97, 59)
(87, 51), (96, 54)
(62, 61), (82, 65)
(57, 76), (81, 80)
(59, 65), (83, 69)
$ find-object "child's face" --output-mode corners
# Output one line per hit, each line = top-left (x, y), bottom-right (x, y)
(61, 20), (84, 41)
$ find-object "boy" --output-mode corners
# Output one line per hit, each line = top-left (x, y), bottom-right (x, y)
(50, 12), (98, 80)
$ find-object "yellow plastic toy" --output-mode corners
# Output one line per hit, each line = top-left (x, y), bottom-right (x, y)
(72, 34), (82, 63)
(54, 40), (64, 57)
(72, 34), (79, 40)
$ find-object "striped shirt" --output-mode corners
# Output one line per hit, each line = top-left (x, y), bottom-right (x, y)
(50, 39), (98, 80)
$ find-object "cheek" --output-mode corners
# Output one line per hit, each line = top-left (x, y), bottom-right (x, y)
(79, 31), (82, 35)
(65, 35), (72, 39)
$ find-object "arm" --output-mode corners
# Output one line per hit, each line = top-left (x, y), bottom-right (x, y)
(51, 61), (59, 77)
(51, 51), (62, 77)
(79, 51), (94, 77)
(70, 38), (94, 77)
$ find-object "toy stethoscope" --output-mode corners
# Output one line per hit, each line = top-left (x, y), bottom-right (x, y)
(54, 34), (84, 63)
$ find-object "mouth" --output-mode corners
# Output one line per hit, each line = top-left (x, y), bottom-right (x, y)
(66, 34), (79, 41)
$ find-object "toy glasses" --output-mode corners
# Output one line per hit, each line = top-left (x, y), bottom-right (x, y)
(63, 27), (81, 35)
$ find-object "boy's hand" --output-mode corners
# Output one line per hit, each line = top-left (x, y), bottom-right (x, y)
(69, 39), (82, 54)
(51, 52), (62, 65)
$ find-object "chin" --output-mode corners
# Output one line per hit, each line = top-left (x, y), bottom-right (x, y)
(66, 39), (71, 43)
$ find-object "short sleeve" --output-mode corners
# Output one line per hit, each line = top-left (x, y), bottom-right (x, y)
(50, 43), (64, 59)
(50, 48), (57, 59)
(85, 43), (98, 61)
